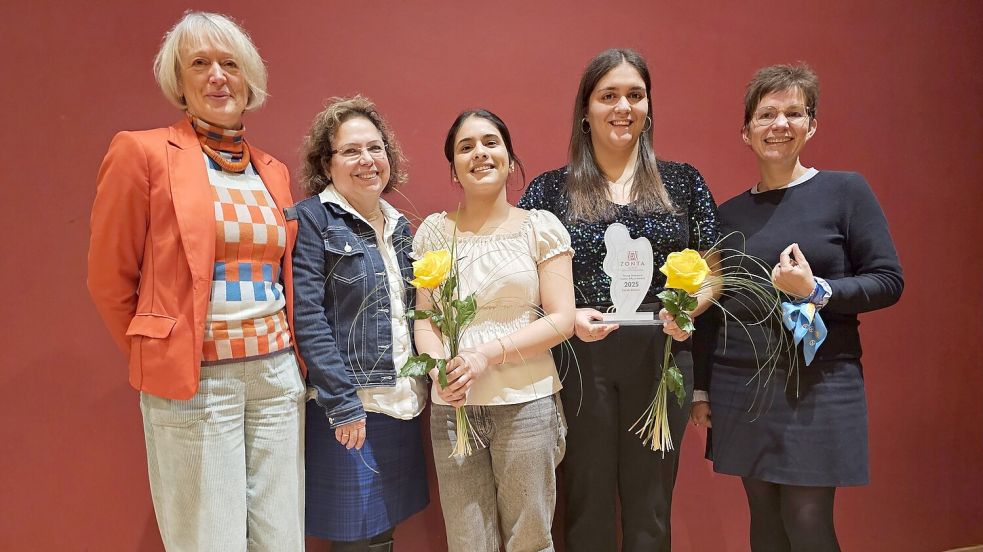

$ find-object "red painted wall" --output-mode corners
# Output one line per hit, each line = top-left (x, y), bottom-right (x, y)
(2, 1), (980, 550)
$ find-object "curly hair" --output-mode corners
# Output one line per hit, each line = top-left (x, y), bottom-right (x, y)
(299, 95), (407, 196)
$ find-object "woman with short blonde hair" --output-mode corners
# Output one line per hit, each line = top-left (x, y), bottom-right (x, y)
(87, 11), (304, 550)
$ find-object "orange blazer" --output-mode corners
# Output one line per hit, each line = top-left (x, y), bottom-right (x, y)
(88, 118), (305, 400)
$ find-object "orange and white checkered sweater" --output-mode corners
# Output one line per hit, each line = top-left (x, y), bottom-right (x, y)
(193, 120), (291, 362)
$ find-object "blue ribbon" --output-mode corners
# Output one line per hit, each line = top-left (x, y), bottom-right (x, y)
(781, 302), (827, 366)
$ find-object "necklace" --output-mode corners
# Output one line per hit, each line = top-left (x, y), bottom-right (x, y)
(189, 114), (251, 173)
(200, 142), (251, 173)
(362, 208), (383, 221)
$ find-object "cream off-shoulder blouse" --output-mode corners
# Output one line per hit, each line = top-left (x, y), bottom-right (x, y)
(412, 209), (573, 406)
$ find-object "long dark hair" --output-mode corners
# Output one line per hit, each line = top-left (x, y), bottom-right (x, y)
(566, 48), (676, 222)
(444, 109), (526, 184)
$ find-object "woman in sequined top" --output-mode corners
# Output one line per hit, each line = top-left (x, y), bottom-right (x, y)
(518, 48), (719, 552)
(87, 12), (305, 550)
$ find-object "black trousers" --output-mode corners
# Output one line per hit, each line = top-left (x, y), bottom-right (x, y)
(559, 326), (692, 552)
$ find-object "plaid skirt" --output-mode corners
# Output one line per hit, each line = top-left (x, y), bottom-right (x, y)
(305, 404), (429, 541)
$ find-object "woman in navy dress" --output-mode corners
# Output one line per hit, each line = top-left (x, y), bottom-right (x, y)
(691, 65), (903, 552)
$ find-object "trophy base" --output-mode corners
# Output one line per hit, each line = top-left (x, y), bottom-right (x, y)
(592, 312), (665, 326)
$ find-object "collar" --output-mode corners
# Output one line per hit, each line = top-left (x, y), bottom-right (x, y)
(318, 185), (404, 238)
(751, 167), (819, 194)
(187, 113), (246, 154)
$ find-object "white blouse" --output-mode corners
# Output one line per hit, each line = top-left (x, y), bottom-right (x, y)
(412, 209), (573, 406)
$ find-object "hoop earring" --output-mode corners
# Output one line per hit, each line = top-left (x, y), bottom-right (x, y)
(641, 116), (652, 132)
(581, 118), (590, 134)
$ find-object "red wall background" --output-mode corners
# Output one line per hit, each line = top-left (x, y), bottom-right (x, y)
(2, 1), (981, 550)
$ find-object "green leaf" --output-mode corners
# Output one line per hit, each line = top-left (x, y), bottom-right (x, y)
(436, 359), (449, 388)
(657, 289), (677, 310)
(675, 313), (695, 333)
(406, 309), (434, 320)
(666, 365), (686, 407)
(452, 294), (478, 328)
(400, 354), (437, 377)
(680, 294), (699, 313)
(442, 274), (457, 304)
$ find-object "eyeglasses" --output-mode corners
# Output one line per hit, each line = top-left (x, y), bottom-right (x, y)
(330, 143), (387, 160)
(751, 105), (813, 127)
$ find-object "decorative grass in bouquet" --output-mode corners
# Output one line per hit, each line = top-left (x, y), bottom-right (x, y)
(632, 239), (788, 455)
(399, 244), (484, 458)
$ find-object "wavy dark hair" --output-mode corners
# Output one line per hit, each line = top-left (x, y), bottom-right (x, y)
(299, 95), (407, 196)
(443, 109), (525, 185)
(743, 63), (819, 130)
(566, 48), (676, 222)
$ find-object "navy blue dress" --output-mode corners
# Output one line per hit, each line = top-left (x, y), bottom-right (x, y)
(694, 171), (903, 486)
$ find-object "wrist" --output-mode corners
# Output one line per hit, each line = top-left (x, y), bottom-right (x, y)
(470, 343), (498, 366)
(807, 277), (831, 308)
(488, 337), (508, 365)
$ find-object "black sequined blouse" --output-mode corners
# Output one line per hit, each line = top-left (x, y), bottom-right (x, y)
(517, 160), (719, 307)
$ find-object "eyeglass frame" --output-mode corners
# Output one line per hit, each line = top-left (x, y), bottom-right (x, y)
(750, 105), (816, 127)
(329, 142), (389, 160)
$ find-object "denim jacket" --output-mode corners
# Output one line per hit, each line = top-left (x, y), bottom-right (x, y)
(290, 195), (415, 428)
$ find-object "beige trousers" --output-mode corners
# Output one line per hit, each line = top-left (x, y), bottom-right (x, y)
(140, 350), (305, 551)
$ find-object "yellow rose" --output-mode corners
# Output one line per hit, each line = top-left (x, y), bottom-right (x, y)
(659, 249), (710, 294)
(410, 249), (452, 289)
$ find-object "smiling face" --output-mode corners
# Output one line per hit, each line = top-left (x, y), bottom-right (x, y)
(743, 87), (817, 166)
(325, 116), (391, 205)
(587, 62), (649, 154)
(451, 115), (512, 196)
(178, 40), (249, 128)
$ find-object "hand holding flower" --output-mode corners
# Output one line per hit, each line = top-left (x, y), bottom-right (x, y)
(659, 308), (690, 341)
(404, 243), (485, 457)
(431, 366), (467, 408)
(634, 248), (709, 454)
(771, 243), (814, 298)
(442, 348), (490, 402)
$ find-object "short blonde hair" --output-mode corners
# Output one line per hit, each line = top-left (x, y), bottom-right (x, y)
(153, 11), (268, 111)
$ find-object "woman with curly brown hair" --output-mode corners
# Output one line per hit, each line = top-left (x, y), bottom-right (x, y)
(291, 96), (428, 552)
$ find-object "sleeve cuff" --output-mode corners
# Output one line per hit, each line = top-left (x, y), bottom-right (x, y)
(810, 277), (832, 309)
(692, 390), (709, 403)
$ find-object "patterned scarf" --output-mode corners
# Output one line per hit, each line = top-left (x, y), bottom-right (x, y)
(188, 113), (251, 173)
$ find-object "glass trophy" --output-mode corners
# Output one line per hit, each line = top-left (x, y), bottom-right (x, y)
(591, 223), (664, 326)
